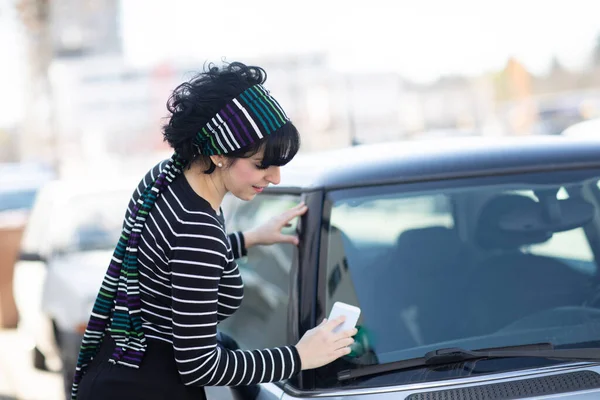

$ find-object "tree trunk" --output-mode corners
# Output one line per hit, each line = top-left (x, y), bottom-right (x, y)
(16, 0), (58, 170)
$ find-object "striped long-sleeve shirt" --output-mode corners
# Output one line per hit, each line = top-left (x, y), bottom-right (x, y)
(125, 161), (302, 386)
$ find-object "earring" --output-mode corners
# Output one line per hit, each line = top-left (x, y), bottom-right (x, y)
(217, 162), (223, 168)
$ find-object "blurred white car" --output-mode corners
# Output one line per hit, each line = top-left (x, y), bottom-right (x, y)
(562, 118), (600, 138)
(13, 179), (133, 397)
(0, 162), (55, 329)
(0, 162), (55, 214)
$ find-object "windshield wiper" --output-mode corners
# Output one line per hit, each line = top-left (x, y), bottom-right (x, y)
(338, 342), (600, 381)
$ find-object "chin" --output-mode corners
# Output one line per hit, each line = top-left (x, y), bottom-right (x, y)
(234, 192), (257, 201)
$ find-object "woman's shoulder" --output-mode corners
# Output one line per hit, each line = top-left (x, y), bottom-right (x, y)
(127, 159), (168, 197)
(141, 159), (171, 191)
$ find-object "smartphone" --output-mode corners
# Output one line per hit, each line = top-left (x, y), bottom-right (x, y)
(328, 302), (361, 334)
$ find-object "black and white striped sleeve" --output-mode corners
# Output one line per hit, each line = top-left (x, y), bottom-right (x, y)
(228, 232), (247, 260)
(170, 224), (301, 387)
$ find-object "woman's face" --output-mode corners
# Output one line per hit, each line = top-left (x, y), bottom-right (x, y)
(222, 148), (281, 201)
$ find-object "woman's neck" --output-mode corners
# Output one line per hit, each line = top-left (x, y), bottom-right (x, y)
(183, 163), (226, 214)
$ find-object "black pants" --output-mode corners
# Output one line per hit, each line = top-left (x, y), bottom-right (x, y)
(77, 333), (259, 400)
(77, 336), (207, 400)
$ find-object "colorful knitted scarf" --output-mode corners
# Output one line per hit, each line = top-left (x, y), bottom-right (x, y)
(71, 84), (290, 399)
(70, 154), (185, 398)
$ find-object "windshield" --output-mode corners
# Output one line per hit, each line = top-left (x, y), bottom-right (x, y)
(322, 168), (600, 385)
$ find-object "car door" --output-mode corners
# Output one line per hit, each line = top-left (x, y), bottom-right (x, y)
(12, 183), (63, 370)
(206, 192), (301, 400)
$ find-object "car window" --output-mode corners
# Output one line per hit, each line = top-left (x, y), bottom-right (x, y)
(218, 193), (300, 350)
(0, 189), (38, 212)
(318, 169), (600, 389)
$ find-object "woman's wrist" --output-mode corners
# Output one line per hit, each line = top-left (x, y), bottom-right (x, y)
(292, 344), (306, 371)
(242, 230), (259, 249)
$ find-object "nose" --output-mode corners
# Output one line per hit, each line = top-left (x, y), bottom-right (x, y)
(266, 166), (281, 185)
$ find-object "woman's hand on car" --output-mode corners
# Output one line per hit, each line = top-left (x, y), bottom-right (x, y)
(243, 202), (308, 247)
(295, 316), (358, 370)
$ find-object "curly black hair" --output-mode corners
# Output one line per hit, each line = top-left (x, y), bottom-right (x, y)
(162, 61), (300, 173)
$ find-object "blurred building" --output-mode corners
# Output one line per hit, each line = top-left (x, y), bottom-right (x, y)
(0, 0), (26, 162)
(344, 72), (405, 144)
(240, 53), (352, 152)
(495, 58), (600, 136)
(244, 56), (498, 148)
(51, 0), (121, 57)
(16, 0), (122, 169)
(48, 49), (503, 173)
(12, 0), (600, 170)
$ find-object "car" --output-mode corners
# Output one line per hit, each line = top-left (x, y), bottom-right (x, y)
(408, 128), (479, 140)
(207, 135), (600, 400)
(0, 162), (55, 215)
(562, 118), (600, 138)
(0, 162), (55, 328)
(13, 179), (134, 398)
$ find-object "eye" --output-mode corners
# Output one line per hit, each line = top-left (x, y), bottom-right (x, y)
(255, 163), (269, 170)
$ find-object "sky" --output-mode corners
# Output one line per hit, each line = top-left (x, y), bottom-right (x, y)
(121, 0), (600, 82)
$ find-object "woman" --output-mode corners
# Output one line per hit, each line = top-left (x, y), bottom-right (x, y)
(71, 62), (356, 400)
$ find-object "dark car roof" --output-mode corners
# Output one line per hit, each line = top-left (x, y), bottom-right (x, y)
(271, 135), (600, 191)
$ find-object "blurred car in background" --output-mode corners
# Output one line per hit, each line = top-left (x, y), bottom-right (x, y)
(562, 117), (600, 138)
(0, 162), (55, 328)
(407, 128), (478, 140)
(0, 163), (55, 214)
(532, 105), (585, 136)
(13, 179), (133, 398)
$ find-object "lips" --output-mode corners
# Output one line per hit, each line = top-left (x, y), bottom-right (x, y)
(252, 185), (265, 193)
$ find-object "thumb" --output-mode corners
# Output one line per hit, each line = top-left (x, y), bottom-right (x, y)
(279, 234), (300, 246)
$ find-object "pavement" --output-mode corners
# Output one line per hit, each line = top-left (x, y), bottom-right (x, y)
(0, 329), (63, 400)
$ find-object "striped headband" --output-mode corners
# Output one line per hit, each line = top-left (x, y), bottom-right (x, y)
(193, 84), (290, 155)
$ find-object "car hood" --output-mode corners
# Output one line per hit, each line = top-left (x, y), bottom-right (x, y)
(48, 250), (113, 296)
(42, 250), (113, 330)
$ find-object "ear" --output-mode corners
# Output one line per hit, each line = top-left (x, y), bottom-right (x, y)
(209, 155), (225, 168)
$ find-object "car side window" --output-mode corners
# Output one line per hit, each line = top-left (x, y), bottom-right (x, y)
(218, 193), (301, 350)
